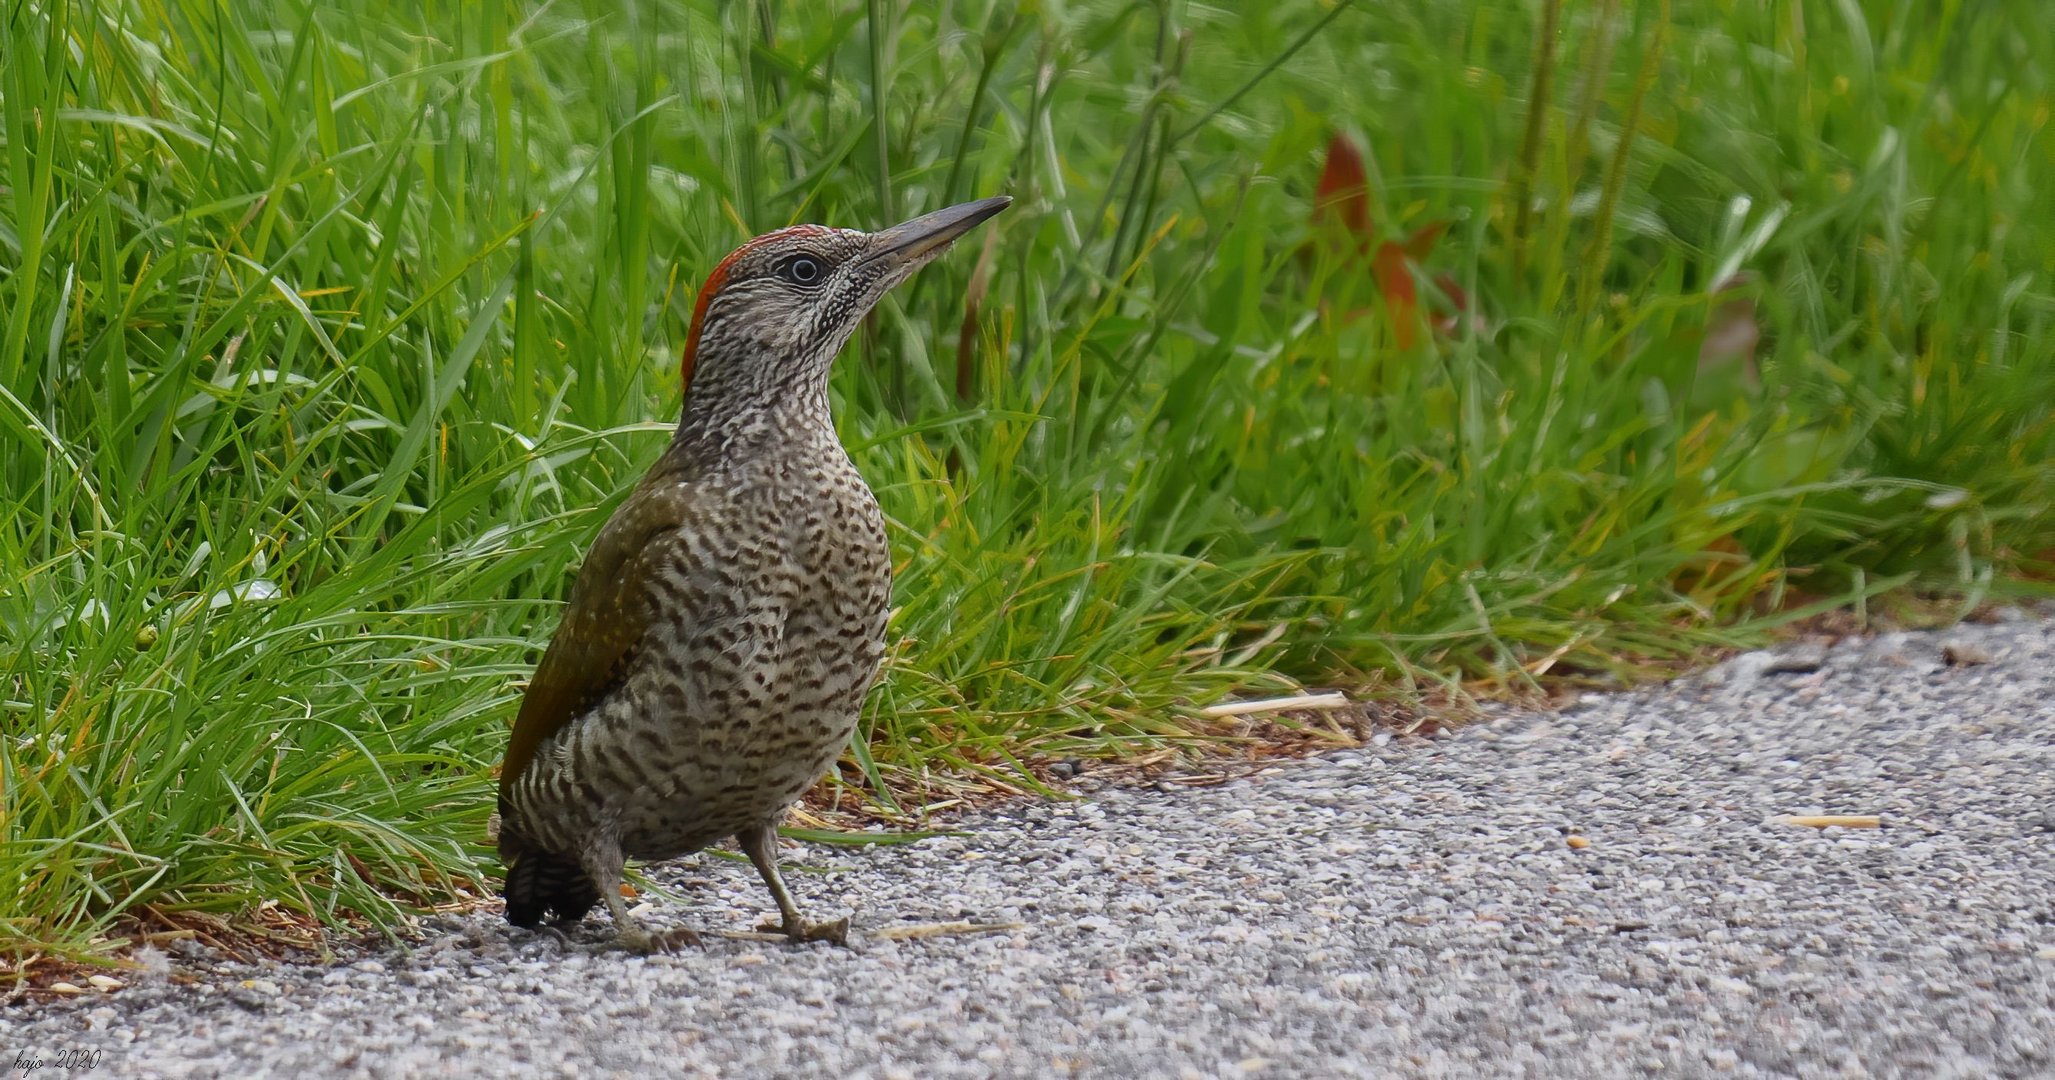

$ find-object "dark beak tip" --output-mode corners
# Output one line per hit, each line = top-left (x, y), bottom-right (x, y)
(874, 194), (1014, 261)
(939, 194), (1013, 230)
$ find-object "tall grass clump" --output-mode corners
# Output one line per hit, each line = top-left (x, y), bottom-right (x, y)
(3, 0), (2050, 958)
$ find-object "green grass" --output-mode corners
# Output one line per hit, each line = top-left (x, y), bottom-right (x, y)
(3, 0), (2051, 959)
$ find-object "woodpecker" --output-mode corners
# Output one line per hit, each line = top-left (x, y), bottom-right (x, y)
(495, 196), (1012, 950)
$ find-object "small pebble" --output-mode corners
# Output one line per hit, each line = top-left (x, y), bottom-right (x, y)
(1941, 641), (1993, 666)
(1764, 643), (1828, 674)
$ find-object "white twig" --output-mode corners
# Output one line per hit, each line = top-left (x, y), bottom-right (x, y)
(1200, 692), (1350, 719)
(704, 921), (1022, 944)
(1774, 814), (1882, 829)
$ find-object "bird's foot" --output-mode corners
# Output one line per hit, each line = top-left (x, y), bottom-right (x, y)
(527, 924), (576, 949)
(652, 926), (704, 951)
(615, 925), (703, 954)
(757, 915), (851, 946)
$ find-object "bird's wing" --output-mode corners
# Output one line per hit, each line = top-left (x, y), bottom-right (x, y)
(498, 475), (702, 796)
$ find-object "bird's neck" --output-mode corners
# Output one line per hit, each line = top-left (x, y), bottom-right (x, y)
(668, 373), (838, 470)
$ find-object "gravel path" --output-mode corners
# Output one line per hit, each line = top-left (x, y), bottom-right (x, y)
(10, 615), (2055, 1078)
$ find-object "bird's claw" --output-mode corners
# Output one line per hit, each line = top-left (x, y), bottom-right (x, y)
(805, 917), (852, 946)
(653, 927), (704, 952)
(799, 917), (851, 946)
(528, 924), (575, 949)
(757, 915), (851, 946)
(616, 926), (703, 954)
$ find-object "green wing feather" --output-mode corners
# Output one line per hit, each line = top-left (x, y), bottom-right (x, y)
(499, 475), (695, 795)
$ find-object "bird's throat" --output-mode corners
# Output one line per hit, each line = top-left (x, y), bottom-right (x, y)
(672, 374), (839, 468)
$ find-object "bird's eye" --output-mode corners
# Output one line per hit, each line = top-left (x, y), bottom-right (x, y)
(780, 255), (825, 285)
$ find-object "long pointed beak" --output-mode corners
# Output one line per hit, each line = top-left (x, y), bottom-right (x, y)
(867, 196), (1012, 265)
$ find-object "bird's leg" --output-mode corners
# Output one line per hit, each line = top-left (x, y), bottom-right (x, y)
(739, 821), (850, 945)
(585, 837), (699, 953)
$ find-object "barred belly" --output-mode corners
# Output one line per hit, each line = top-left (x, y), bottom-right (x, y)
(507, 613), (882, 860)
(503, 453), (890, 865)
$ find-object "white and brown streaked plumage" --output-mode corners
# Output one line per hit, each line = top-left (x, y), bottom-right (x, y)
(495, 196), (1011, 950)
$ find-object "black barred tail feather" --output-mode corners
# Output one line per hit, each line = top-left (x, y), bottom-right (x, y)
(502, 848), (600, 927)
(498, 808), (599, 928)
(501, 845), (600, 928)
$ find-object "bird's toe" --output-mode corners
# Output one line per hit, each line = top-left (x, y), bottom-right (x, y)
(653, 926), (704, 952)
(754, 911), (852, 946)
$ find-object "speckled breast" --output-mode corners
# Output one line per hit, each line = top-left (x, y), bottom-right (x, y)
(613, 461), (891, 859)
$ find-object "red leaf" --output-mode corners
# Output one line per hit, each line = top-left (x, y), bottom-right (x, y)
(1430, 273), (1480, 337)
(1371, 241), (1420, 349)
(1432, 272), (1468, 312)
(1313, 134), (1373, 249)
(1311, 132), (1473, 346)
(1402, 221), (1447, 259)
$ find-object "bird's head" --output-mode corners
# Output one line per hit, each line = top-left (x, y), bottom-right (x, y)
(677, 195), (1012, 418)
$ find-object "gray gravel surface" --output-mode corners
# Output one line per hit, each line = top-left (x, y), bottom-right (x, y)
(10, 615), (2055, 1079)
